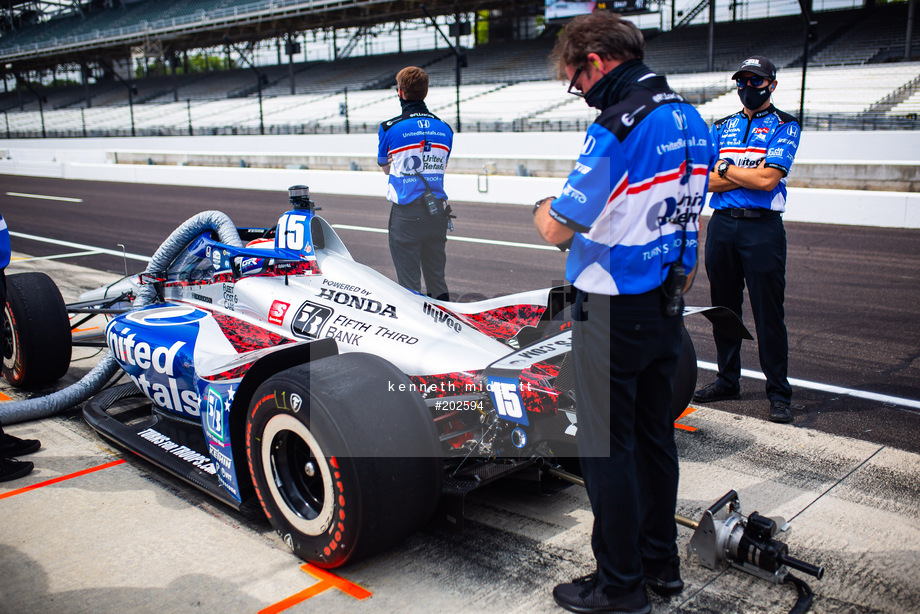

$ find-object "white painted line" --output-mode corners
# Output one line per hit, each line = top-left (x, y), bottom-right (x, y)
(6, 191), (83, 203)
(448, 235), (559, 251)
(10, 231), (151, 262)
(331, 224), (558, 251)
(331, 224), (388, 234)
(17, 250), (105, 262)
(698, 360), (920, 410)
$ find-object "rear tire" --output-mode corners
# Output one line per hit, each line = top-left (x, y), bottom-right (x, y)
(544, 306), (696, 422)
(246, 352), (442, 568)
(3, 272), (72, 388)
(671, 326), (698, 420)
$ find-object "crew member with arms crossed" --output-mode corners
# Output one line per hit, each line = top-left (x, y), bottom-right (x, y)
(533, 11), (715, 614)
(693, 56), (801, 424)
(378, 66), (454, 301)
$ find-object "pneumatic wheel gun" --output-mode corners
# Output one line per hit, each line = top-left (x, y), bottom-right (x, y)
(679, 490), (825, 583)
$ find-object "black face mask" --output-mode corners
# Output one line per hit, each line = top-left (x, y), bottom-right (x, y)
(738, 84), (771, 110)
(581, 59), (648, 110)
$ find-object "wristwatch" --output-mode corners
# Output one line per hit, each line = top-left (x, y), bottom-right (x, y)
(533, 198), (546, 216)
(717, 160), (732, 179)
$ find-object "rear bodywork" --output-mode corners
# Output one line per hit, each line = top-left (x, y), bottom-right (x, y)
(73, 199), (746, 524)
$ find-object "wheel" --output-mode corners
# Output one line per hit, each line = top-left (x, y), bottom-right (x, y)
(3, 272), (72, 388)
(671, 326), (698, 421)
(246, 352), (442, 568)
(547, 307), (696, 422)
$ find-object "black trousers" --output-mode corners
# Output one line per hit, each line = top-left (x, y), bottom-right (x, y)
(387, 201), (449, 301)
(0, 269), (5, 434)
(705, 211), (792, 402)
(573, 288), (682, 592)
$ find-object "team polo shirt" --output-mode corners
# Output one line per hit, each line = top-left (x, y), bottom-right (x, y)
(0, 213), (10, 269)
(377, 102), (453, 204)
(710, 105), (801, 212)
(549, 78), (716, 296)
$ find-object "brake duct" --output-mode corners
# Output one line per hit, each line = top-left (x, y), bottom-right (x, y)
(0, 210), (243, 425)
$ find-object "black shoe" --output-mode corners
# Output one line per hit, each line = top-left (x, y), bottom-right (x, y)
(553, 573), (650, 614)
(769, 400), (793, 423)
(0, 432), (41, 457)
(643, 557), (684, 597)
(692, 381), (741, 404)
(0, 457), (34, 482)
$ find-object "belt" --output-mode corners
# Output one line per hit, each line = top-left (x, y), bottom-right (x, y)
(714, 208), (780, 219)
(398, 195), (443, 208)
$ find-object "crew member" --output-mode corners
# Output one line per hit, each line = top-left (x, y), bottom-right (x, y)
(693, 56), (801, 424)
(0, 212), (41, 482)
(377, 66), (453, 301)
(533, 12), (715, 614)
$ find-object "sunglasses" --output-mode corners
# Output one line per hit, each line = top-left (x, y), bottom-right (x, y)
(567, 67), (585, 97)
(736, 75), (768, 88)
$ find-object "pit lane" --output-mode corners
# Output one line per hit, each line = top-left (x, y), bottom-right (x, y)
(3, 175), (919, 450)
(1, 177), (919, 613)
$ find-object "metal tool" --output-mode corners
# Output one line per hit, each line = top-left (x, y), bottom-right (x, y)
(679, 490), (824, 584)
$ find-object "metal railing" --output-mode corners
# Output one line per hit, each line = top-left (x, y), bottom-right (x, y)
(4, 109), (917, 140)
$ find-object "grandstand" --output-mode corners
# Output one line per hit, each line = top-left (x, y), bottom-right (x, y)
(1, 1), (918, 137)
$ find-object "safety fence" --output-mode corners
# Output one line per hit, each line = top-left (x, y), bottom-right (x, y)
(3, 111), (919, 139)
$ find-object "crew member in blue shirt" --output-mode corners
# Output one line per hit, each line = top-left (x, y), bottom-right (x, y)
(533, 12), (715, 614)
(693, 56), (801, 424)
(377, 66), (453, 300)
(0, 212), (42, 482)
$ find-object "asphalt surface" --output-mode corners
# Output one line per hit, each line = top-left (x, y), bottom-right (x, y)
(2, 175), (919, 453)
(2, 175), (920, 613)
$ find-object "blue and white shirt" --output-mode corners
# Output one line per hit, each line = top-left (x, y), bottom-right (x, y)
(710, 105), (800, 212)
(0, 213), (10, 270)
(377, 101), (453, 204)
(550, 79), (716, 296)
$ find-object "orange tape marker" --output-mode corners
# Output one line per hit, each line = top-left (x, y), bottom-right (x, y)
(674, 406), (698, 432)
(259, 563), (371, 614)
(0, 390), (10, 401)
(72, 326), (101, 333)
(0, 459), (126, 500)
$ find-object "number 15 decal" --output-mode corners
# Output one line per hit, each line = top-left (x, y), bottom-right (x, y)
(277, 213), (313, 253)
(488, 376), (529, 426)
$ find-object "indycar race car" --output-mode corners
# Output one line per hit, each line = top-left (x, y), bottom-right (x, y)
(2, 186), (750, 569)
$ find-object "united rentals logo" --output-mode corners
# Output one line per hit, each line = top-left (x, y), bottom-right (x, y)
(647, 193), (704, 230)
(106, 322), (199, 416)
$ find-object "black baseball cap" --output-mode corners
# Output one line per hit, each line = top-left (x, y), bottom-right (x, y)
(732, 56), (776, 81)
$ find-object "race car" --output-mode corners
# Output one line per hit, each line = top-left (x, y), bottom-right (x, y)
(2, 186), (749, 568)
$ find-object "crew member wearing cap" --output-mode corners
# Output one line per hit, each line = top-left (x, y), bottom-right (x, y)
(693, 55), (801, 424)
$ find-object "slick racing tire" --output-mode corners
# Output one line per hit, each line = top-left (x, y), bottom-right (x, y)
(246, 352), (442, 568)
(3, 272), (72, 388)
(544, 306), (697, 422)
(671, 326), (698, 421)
